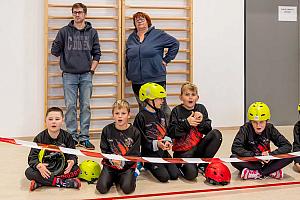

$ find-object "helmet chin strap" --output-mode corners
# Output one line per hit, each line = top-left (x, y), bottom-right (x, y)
(146, 100), (162, 123)
(145, 99), (159, 111)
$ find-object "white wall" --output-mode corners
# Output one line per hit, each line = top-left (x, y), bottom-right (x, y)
(0, 0), (244, 137)
(0, 0), (45, 137)
(194, 0), (244, 127)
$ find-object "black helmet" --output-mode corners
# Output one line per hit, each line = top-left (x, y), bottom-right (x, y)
(38, 149), (65, 176)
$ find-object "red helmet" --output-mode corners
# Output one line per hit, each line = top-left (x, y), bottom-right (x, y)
(205, 162), (231, 185)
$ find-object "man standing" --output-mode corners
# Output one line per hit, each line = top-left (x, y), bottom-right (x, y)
(51, 3), (101, 150)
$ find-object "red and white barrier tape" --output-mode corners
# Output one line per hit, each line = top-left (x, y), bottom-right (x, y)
(0, 136), (299, 164)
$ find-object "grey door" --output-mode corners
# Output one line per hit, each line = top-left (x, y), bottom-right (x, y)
(245, 0), (299, 125)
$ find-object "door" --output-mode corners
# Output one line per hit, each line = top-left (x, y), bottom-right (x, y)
(245, 0), (299, 125)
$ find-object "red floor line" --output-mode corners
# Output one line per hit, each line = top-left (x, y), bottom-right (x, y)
(87, 181), (300, 200)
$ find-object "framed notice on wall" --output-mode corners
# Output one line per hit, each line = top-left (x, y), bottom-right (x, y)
(278, 6), (297, 22)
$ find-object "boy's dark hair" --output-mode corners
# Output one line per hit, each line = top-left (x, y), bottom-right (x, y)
(46, 107), (64, 118)
(72, 3), (87, 14)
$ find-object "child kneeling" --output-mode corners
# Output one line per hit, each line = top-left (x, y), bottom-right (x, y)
(134, 83), (179, 182)
(168, 82), (222, 180)
(96, 100), (141, 194)
(292, 104), (300, 172)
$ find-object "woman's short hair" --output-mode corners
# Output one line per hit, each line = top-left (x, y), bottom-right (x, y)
(133, 12), (152, 29)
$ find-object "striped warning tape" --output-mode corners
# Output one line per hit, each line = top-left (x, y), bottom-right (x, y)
(0, 136), (299, 164)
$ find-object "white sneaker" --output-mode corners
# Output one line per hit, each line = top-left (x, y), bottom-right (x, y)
(268, 169), (283, 179)
(241, 168), (262, 180)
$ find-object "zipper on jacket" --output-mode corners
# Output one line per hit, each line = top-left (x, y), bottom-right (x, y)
(139, 44), (142, 83)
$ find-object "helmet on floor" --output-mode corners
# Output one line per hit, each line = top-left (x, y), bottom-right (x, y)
(139, 82), (167, 102)
(247, 102), (270, 121)
(38, 149), (65, 176)
(78, 160), (101, 184)
(205, 162), (231, 185)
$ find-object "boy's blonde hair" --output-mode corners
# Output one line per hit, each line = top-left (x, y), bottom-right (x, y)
(180, 82), (198, 95)
(112, 99), (130, 113)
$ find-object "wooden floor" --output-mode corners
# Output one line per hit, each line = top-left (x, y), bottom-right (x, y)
(1, 126), (300, 200)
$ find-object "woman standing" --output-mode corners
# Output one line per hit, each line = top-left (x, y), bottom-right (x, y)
(125, 12), (179, 123)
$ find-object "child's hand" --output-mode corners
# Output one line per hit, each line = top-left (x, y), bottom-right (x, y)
(187, 112), (201, 127)
(194, 111), (203, 122)
(157, 140), (172, 150)
(164, 141), (172, 150)
(157, 140), (166, 150)
(64, 160), (75, 174)
(112, 160), (123, 169)
(261, 151), (270, 163)
(37, 163), (51, 179)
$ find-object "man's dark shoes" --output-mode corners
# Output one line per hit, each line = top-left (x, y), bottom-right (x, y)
(79, 140), (95, 150)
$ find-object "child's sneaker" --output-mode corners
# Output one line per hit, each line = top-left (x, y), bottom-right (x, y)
(79, 140), (95, 150)
(268, 169), (283, 179)
(64, 178), (81, 189)
(29, 180), (42, 191)
(241, 168), (262, 180)
(56, 178), (81, 189)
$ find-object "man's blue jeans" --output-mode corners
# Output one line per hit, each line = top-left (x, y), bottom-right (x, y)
(62, 72), (92, 142)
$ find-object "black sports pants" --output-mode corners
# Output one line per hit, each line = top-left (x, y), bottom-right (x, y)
(174, 129), (222, 180)
(230, 154), (293, 177)
(96, 165), (136, 194)
(25, 165), (80, 186)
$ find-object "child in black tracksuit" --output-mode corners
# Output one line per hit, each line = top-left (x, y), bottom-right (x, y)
(25, 107), (80, 191)
(168, 82), (222, 180)
(293, 104), (300, 172)
(134, 83), (179, 183)
(96, 100), (140, 194)
(231, 102), (292, 180)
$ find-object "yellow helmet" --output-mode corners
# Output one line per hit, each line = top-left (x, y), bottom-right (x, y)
(139, 82), (167, 102)
(298, 104), (300, 112)
(247, 102), (270, 121)
(78, 160), (101, 184)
